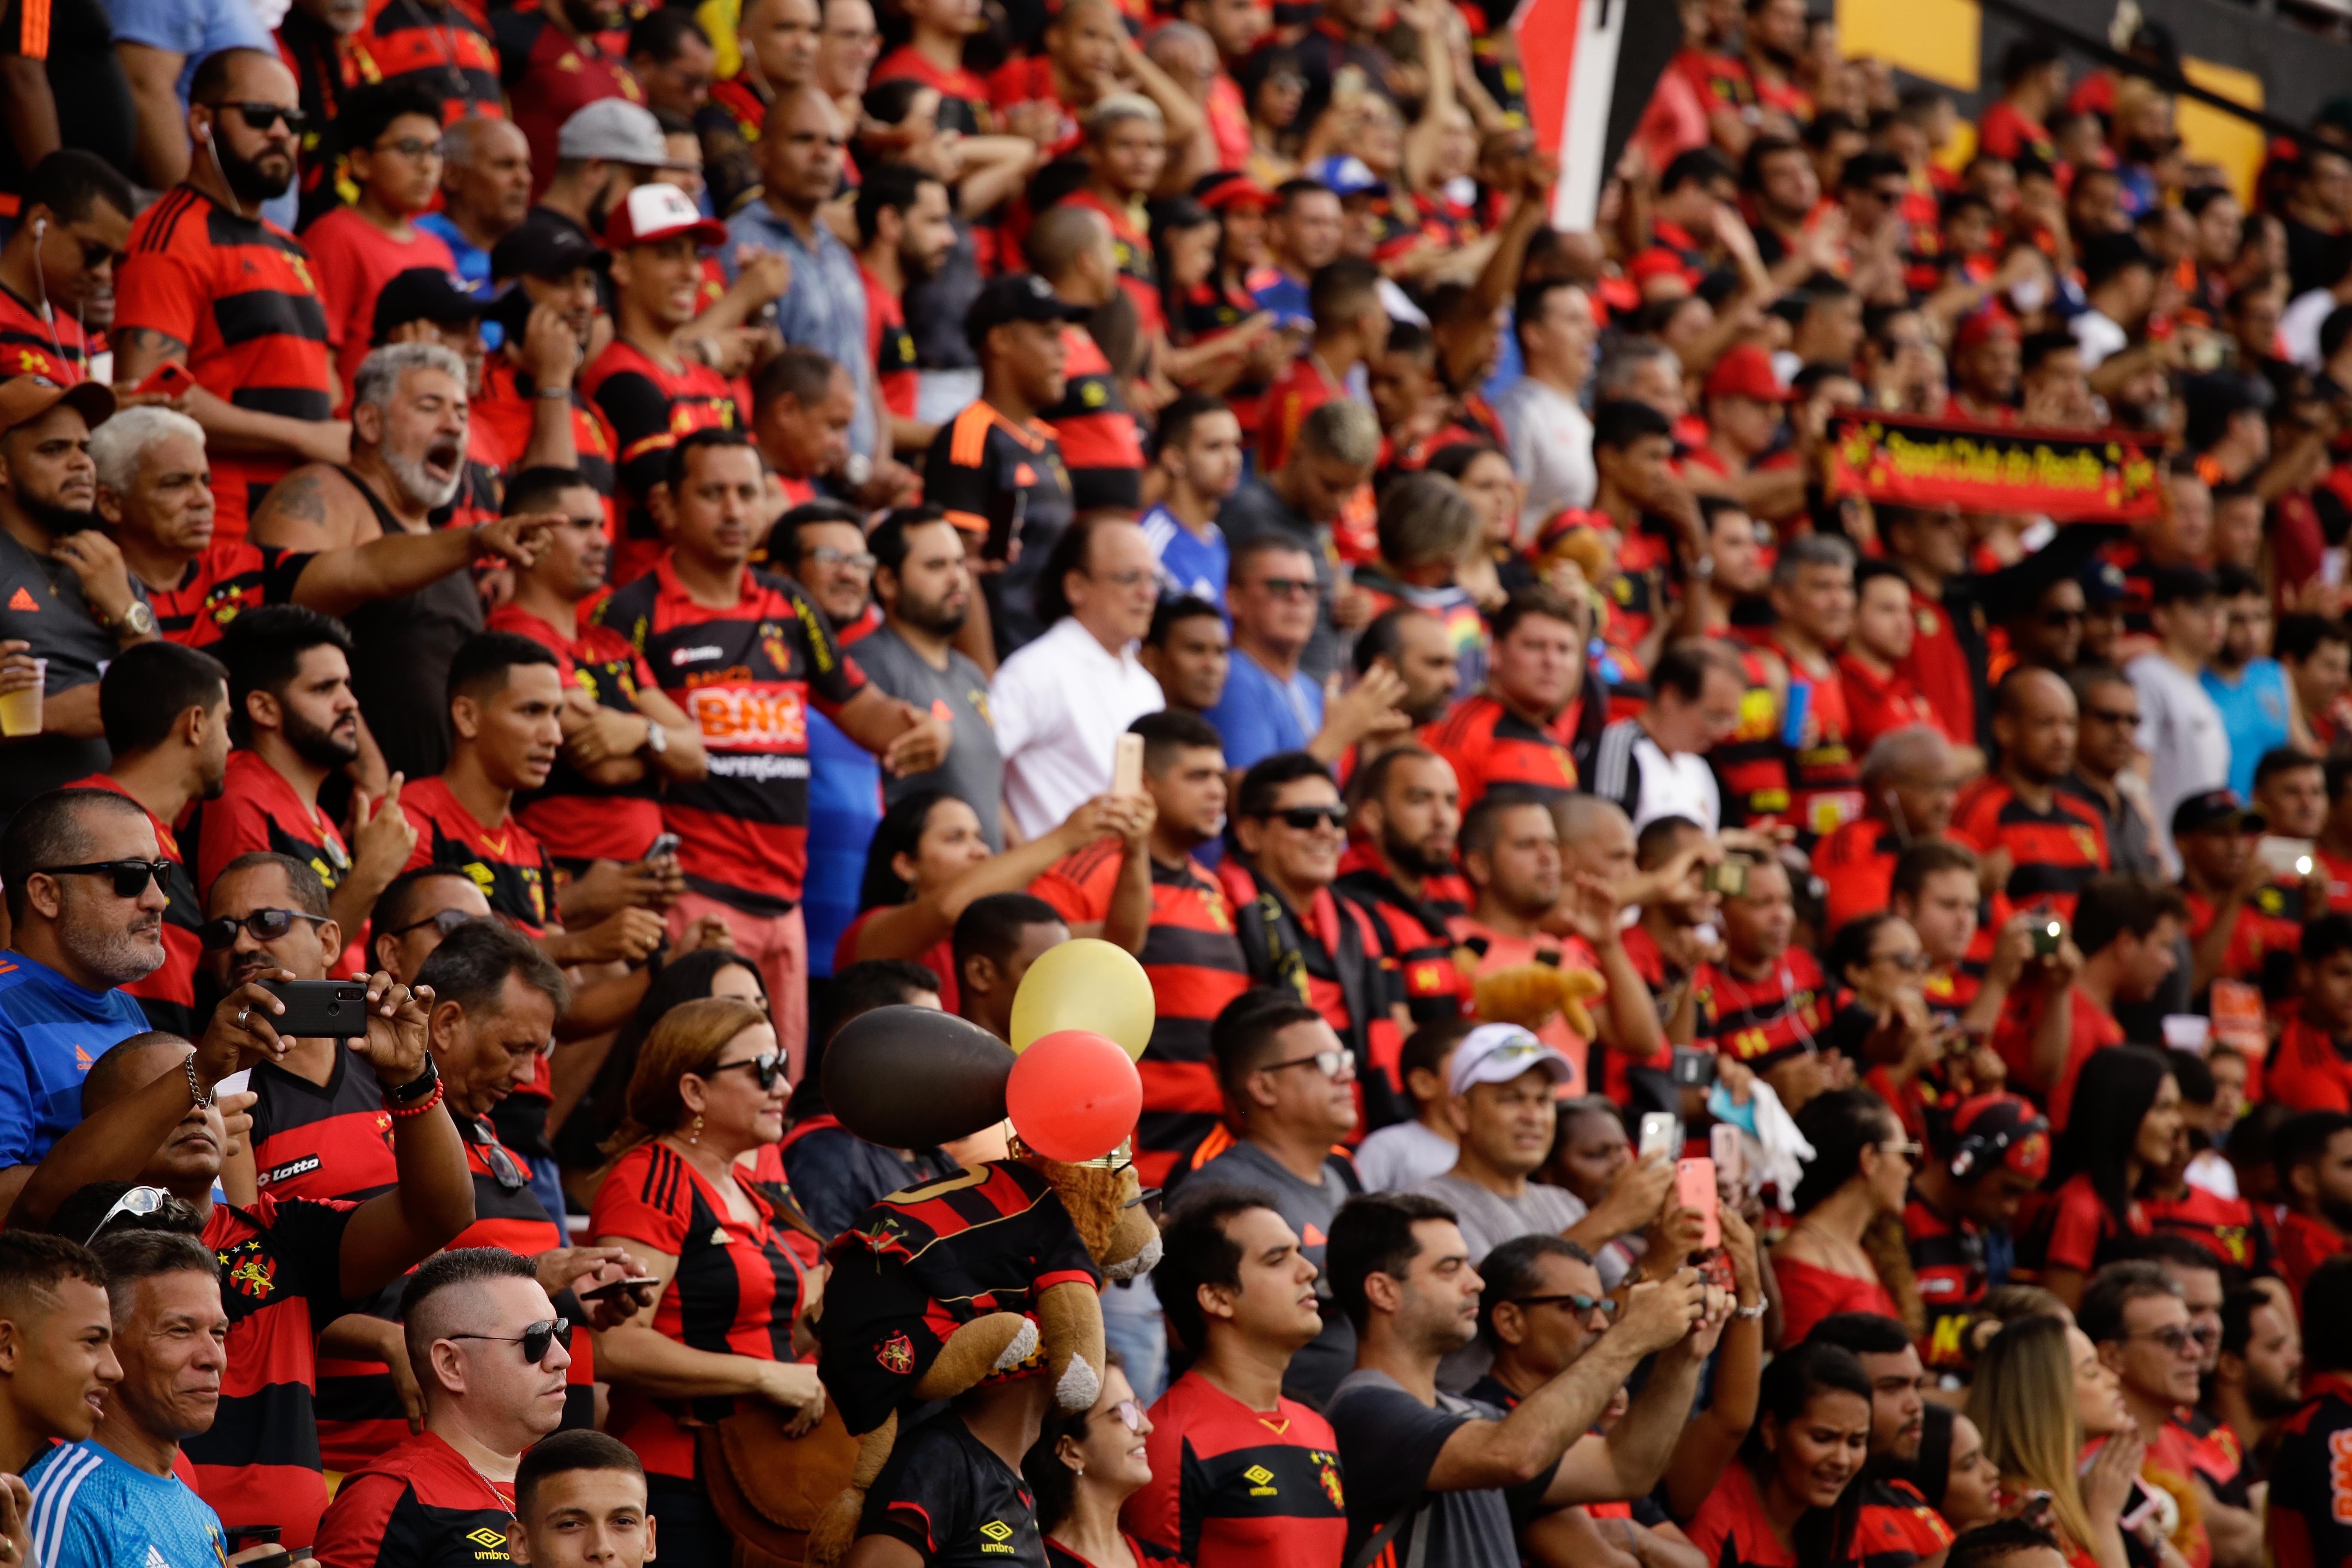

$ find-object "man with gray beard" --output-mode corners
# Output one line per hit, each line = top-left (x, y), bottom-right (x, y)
(249, 343), (491, 781)
(0, 788), (178, 1216)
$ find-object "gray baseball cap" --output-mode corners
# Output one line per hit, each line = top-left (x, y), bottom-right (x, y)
(557, 98), (669, 166)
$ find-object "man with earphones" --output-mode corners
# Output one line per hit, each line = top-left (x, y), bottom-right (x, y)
(0, 153), (133, 387)
(113, 47), (346, 547)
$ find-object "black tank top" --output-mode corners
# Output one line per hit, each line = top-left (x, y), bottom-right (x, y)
(337, 466), (482, 783)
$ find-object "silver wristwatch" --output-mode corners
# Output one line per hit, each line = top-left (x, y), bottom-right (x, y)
(642, 720), (668, 756)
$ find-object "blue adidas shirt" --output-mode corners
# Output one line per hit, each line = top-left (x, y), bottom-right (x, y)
(1140, 504), (1228, 607)
(0, 952), (153, 1166)
(28, 1441), (226, 1568)
(1204, 649), (1323, 771)
(2201, 659), (2294, 801)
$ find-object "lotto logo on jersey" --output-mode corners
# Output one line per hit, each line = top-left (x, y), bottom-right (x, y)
(688, 682), (806, 749)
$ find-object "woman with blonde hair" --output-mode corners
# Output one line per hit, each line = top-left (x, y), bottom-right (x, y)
(1966, 1314), (2160, 1568)
(588, 995), (829, 1568)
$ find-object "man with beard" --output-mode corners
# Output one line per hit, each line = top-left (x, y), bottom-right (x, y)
(529, 99), (668, 261)
(857, 162), (958, 461)
(1802, 1314), (1957, 1568)
(246, 343), (484, 783)
(197, 606), (416, 951)
(2213, 1285), (2301, 1482)
(0, 378), (155, 824)
(1141, 393), (1243, 608)
(495, 0), (640, 187)
(113, 50), (345, 546)
(0, 789), (171, 1206)
(487, 466), (704, 892)
(62, 643), (231, 1037)
(1142, 596), (1231, 716)
(419, 118), (536, 297)
(1337, 746), (1471, 1026)
(1346, 608), (1461, 764)
(0, 152), (133, 386)
(1952, 667), (2110, 930)
(848, 507), (1004, 837)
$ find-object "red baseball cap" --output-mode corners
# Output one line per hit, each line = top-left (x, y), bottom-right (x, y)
(1628, 248), (1697, 291)
(1955, 306), (2021, 351)
(604, 183), (728, 251)
(1704, 343), (1791, 403)
(1194, 171), (1277, 211)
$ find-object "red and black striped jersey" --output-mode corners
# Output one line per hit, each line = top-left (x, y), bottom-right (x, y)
(486, 603), (666, 867)
(116, 185), (333, 541)
(1031, 842), (1252, 1189)
(312, 1430), (517, 1568)
(191, 748), (354, 906)
(1059, 189), (1162, 336)
(581, 338), (739, 584)
(1694, 949), (1828, 1073)
(594, 557), (866, 913)
(189, 1194), (358, 1546)
(1421, 692), (1579, 812)
(1854, 1477), (1952, 1568)
(395, 775), (554, 934)
(1179, 274), (1273, 437)
(869, 47), (990, 134)
(1709, 641), (1791, 827)
(1334, 866), (1472, 1027)
(820, 1161), (1103, 1437)
(62, 774), (202, 1037)
(1905, 1193), (1988, 1375)
(861, 264), (919, 423)
(1813, 816), (1904, 936)
(2144, 1182), (2266, 1275)
(470, 356), (617, 524)
(591, 1142), (811, 1479)
(1124, 1370), (1348, 1568)
(150, 540), (315, 647)
(0, 279), (92, 383)
(1950, 777), (2108, 926)
(491, 6), (641, 185)
(354, 0), (502, 122)
(248, 1049), (400, 1204)
(2268, 1372), (2352, 1568)
(1755, 637), (1862, 839)
(1037, 325), (1144, 511)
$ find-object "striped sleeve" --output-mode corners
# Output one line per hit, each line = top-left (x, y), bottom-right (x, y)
(589, 1144), (692, 1254)
(28, 1447), (107, 1568)
(311, 1471), (407, 1568)
(1589, 720), (1641, 813)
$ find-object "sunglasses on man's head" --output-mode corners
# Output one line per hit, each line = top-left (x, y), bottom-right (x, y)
(41, 860), (172, 898)
(702, 1050), (784, 1092)
(198, 906), (329, 952)
(448, 1318), (573, 1366)
(387, 908), (480, 943)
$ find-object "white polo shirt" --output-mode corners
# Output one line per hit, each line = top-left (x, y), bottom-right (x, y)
(989, 613), (1166, 840)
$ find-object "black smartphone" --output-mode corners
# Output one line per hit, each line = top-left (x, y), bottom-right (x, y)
(1669, 1046), (1716, 1088)
(583, 1275), (662, 1302)
(257, 979), (371, 1038)
(225, 1527), (281, 1554)
(236, 1549), (292, 1568)
(1703, 860), (1748, 897)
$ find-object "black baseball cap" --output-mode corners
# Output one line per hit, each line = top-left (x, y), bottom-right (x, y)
(964, 273), (1088, 353)
(2171, 788), (2267, 838)
(2149, 563), (2221, 606)
(2078, 556), (2130, 606)
(490, 220), (612, 283)
(371, 267), (492, 344)
(1937, 1093), (2051, 1183)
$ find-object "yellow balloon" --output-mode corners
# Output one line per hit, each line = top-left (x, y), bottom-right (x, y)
(1010, 937), (1155, 1061)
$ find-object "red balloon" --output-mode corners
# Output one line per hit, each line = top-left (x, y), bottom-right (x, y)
(1005, 1029), (1142, 1163)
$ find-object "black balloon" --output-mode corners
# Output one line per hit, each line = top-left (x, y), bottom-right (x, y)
(822, 1005), (1015, 1148)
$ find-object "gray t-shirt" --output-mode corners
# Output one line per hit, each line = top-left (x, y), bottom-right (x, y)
(0, 527), (142, 830)
(851, 623), (1006, 851)
(1414, 1174), (1588, 1264)
(1188, 1138), (1358, 1407)
(1324, 1368), (1553, 1568)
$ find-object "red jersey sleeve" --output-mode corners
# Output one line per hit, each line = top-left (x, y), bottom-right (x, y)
(1030, 843), (1119, 928)
(311, 1472), (406, 1568)
(113, 243), (209, 350)
(303, 216), (361, 359)
(587, 1144), (692, 1254)
(2043, 1179), (2109, 1274)
(195, 790), (280, 896)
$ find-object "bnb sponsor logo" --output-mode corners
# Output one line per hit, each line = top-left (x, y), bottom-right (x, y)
(689, 683), (806, 747)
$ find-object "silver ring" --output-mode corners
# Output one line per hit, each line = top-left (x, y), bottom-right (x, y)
(235, 1007), (250, 1029)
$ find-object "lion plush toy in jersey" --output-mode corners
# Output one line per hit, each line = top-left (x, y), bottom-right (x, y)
(805, 1008), (1160, 1566)
(1470, 962), (1605, 1040)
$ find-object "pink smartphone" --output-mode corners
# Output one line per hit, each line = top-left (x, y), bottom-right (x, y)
(1676, 1157), (1720, 1250)
(1709, 1122), (1743, 1189)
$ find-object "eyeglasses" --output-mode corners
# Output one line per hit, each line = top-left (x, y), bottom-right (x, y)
(387, 908), (481, 943)
(2125, 1325), (2208, 1357)
(1087, 567), (1153, 589)
(40, 859), (173, 898)
(473, 1118), (528, 1192)
(82, 1185), (169, 1246)
(1259, 805), (1345, 831)
(448, 1318), (573, 1366)
(1250, 576), (1317, 599)
(374, 136), (441, 159)
(1259, 1048), (1354, 1081)
(207, 101), (309, 134)
(198, 906), (331, 952)
(701, 1050), (784, 1091)
(1877, 1140), (1923, 1165)
(1509, 1292), (1621, 1319)
(809, 546), (876, 570)
(1107, 1398), (1146, 1433)
(1871, 951), (1929, 973)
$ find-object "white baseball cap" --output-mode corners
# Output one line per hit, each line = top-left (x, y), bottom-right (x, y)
(1448, 1023), (1574, 1096)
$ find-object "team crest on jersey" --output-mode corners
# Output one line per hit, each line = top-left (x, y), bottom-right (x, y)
(1313, 1452), (1344, 1509)
(2073, 827), (2098, 861)
(876, 1331), (915, 1374)
(227, 1253), (277, 1299)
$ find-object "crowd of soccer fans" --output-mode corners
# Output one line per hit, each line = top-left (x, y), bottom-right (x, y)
(13, 0), (2352, 1566)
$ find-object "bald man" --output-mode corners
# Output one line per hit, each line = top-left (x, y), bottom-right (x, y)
(1951, 667), (2111, 928)
(1811, 725), (1960, 933)
(1026, 204), (1147, 511)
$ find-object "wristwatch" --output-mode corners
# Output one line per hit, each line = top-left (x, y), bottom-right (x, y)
(383, 1052), (440, 1108)
(1689, 554), (1717, 582)
(103, 599), (159, 639)
(642, 720), (668, 756)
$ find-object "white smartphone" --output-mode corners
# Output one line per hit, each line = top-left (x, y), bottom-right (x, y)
(1112, 732), (1144, 797)
(1638, 1112), (1679, 1163)
(1710, 1121), (1744, 1188)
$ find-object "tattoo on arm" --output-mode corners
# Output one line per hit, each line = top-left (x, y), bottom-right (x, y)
(252, 470), (340, 548)
(115, 328), (190, 361)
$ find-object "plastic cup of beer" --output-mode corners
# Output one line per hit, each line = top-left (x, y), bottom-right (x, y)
(0, 658), (46, 738)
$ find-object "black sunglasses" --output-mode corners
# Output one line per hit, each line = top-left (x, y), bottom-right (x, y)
(1259, 805), (1345, 831)
(448, 1317), (573, 1366)
(40, 860), (172, 898)
(208, 101), (309, 133)
(388, 908), (479, 943)
(701, 1051), (784, 1091)
(473, 1119), (528, 1191)
(199, 906), (329, 952)
(1511, 1292), (1621, 1317)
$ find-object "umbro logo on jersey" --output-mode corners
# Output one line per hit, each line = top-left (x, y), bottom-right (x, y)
(977, 1520), (1016, 1555)
(1243, 1464), (1278, 1497)
(671, 645), (724, 665)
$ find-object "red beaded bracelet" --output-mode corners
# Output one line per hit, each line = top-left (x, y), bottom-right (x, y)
(386, 1079), (445, 1118)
